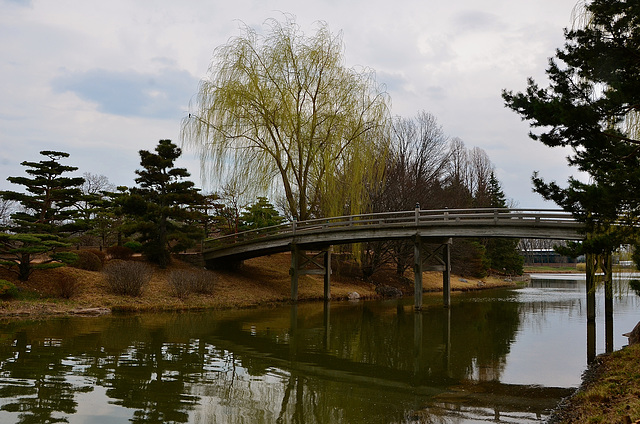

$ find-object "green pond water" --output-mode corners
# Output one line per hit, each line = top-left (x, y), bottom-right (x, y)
(0, 275), (638, 423)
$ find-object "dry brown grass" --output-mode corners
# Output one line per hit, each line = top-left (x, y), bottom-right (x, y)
(551, 344), (640, 423)
(0, 252), (514, 317)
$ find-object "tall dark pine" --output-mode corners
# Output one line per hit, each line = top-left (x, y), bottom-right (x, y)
(122, 140), (204, 268)
(502, 0), (640, 254)
(483, 173), (523, 275)
(0, 151), (84, 233)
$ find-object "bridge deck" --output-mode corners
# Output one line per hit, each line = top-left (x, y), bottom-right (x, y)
(203, 208), (583, 263)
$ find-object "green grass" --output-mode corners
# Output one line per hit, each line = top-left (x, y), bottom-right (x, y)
(523, 265), (579, 273)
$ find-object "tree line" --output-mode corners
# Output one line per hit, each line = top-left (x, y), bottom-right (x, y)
(0, 142), (285, 280)
(0, 16), (525, 282)
(0, 127), (521, 283)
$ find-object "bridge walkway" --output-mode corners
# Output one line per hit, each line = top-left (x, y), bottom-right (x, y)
(203, 208), (585, 310)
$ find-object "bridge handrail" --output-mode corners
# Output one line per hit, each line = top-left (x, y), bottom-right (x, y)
(202, 208), (578, 251)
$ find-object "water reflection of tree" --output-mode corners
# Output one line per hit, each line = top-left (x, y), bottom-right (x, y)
(0, 300), (525, 424)
(0, 328), (92, 423)
(100, 327), (201, 423)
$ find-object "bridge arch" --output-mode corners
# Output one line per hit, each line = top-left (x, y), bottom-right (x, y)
(203, 208), (584, 309)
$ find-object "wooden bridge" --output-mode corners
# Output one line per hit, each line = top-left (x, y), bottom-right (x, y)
(203, 208), (584, 310)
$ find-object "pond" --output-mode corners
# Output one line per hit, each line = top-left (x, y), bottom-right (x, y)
(0, 275), (638, 423)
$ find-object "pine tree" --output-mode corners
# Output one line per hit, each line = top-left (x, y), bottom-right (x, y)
(502, 0), (640, 254)
(121, 140), (205, 268)
(239, 197), (284, 231)
(487, 172), (507, 209)
(0, 151), (84, 234)
(0, 233), (76, 281)
(483, 173), (523, 275)
(0, 151), (83, 280)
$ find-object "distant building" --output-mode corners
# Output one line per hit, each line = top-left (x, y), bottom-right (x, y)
(520, 249), (580, 266)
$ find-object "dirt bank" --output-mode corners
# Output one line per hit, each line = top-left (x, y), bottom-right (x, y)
(0, 252), (514, 317)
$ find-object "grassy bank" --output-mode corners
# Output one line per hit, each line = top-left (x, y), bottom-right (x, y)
(524, 265), (580, 273)
(550, 344), (640, 423)
(0, 252), (513, 317)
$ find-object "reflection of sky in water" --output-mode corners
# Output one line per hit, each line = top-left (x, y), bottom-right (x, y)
(501, 276), (640, 388)
(1, 276), (639, 424)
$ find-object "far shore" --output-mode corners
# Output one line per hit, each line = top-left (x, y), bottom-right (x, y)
(0, 252), (518, 318)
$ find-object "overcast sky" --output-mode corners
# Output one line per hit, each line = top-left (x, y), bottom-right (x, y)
(1, 0), (583, 209)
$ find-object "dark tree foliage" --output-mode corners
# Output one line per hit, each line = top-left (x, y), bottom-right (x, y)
(73, 173), (120, 246)
(368, 112), (450, 276)
(121, 140), (205, 268)
(0, 151), (83, 280)
(481, 173), (524, 275)
(503, 0), (640, 255)
(363, 112), (503, 277)
(0, 233), (76, 281)
(0, 151), (84, 234)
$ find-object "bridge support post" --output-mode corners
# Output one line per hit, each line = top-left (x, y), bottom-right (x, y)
(323, 247), (332, 301)
(414, 236), (423, 310)
(585, 249), (615, 362)
(414, 237), (452, 310)
(290, 245), (332, 302)
(585, 252), (597, 323)
(603, 251), (614, 353)
(443, 240), (451, 308)
(291, 245), (300, 302)
(585, 250), (602, 363)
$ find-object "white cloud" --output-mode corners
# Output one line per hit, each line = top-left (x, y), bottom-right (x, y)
(52, 66), (199, 119)
(0, 0), (581, 207)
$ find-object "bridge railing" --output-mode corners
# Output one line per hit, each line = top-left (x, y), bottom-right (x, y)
(202, 208), (577, 251)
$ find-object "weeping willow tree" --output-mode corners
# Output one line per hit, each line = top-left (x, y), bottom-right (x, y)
(182, 17), (391, 221)
(502, 0), (640, 258)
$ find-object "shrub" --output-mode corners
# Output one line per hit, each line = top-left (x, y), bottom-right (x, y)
(106, 246), (134, 260)
(55, 273), (79, 299)
(168, 270), (192, 299)
(52, 252), (79, 264)
(103, 261), (152, 296)
(629, 279), (640, 297)
(375, 284), (403, 298)
(0, 280), (19, 299)
(190, 269), (215, 294)
(168, 269), (215, 299)
(71, 250), (103, 271)
(87, 249), (107, 264)
(123, 241), (143, 253)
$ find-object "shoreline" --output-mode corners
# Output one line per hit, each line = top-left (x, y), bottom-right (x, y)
(547, 344), (640, 423)
(0, 253), (516, 319)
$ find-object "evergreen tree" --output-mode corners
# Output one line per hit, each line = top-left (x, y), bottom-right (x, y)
(502, 0), (640, 255)
(0, 151), (83, 280)
(121, 140), (205, 268)
(487, 172), (507, 209)
(0, 233), (75, 281)
(239, 197), (284, 231)
(482, 173), (523, 275)
(0, 151), (84, 234)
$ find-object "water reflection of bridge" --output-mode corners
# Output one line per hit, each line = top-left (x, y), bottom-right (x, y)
(203, 208), (584, 310)
(206, 302), (574, 421)
(204, 208), (617, 364)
